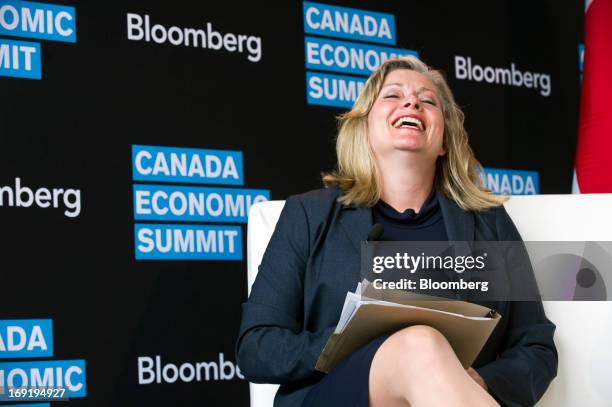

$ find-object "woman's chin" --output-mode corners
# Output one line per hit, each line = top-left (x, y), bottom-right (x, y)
(392, 141), (425, 152)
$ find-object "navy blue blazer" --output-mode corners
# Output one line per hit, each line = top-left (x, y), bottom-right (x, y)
(237, 187), (557, 407)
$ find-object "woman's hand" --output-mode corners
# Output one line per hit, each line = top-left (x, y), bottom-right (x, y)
(466, 367), (489, 392)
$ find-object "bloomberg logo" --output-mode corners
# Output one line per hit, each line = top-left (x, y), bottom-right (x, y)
(578, 43), (584, 82)
(0, 319), (87, 402)
(126, 13), (262, 63)
(0, 177), (82, 218)
(303, 1), (418, 108)
(137, 353), (244, 385)
(132, 145), (270, 261)
(481, 168), (539, 195)
(454, 56), (551, 97)
(0, 0), (76, 80)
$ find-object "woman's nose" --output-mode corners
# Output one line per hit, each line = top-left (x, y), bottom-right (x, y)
(403, 95), (421, 110)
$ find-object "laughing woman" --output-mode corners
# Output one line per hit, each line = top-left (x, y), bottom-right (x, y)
(236, 56), (557, 407)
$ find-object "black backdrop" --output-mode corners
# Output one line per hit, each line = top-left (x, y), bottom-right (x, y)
(1, 1), (582, 405)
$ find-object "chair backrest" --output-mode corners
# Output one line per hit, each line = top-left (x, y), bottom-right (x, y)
(246, 201), (285, 407)
(246, 194), (612, 407)
(503, 194), (612, 406)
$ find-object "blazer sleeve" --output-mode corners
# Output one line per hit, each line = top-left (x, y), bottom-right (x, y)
(235, 196), (334, 384)
(477, 207), (558, 407)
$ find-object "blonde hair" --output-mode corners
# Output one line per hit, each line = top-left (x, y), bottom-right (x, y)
(322, 56), (506, 211)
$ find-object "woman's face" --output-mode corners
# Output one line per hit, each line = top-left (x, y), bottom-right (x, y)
(367, 69), (445, 161)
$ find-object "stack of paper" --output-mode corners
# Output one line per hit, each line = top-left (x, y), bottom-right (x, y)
(316, 280), (501, 373)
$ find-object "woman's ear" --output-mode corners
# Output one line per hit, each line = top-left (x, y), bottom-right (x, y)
(439, 131), (447, 156)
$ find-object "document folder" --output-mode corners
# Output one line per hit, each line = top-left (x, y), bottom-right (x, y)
(315, 280), (501, 373)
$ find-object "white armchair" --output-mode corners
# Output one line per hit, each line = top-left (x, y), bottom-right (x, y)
(246, 194), (612, 407)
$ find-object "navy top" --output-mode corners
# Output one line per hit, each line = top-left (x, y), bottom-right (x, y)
(373, 189), (453, 298)
(372, 189), (449, 242)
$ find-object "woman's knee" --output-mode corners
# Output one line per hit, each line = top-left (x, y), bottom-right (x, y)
(385, 325), (451, 367)
(369, 326), (453, 403)
(396, 325), (448, 349)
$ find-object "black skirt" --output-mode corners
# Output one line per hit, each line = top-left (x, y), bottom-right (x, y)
(302, 334), (390, 407)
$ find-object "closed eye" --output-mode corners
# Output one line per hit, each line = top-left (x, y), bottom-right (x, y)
(384, 94), (400, 99)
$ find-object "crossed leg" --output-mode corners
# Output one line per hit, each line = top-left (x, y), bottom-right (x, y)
(369, 325), (500, 407)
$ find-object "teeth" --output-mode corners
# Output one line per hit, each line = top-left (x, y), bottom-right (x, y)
(393, 116), (423, 130)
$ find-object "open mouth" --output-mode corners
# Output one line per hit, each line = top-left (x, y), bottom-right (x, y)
(392, 116), (424, 131)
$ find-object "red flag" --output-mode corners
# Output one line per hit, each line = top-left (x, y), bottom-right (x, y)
(574, 0), (612, 193)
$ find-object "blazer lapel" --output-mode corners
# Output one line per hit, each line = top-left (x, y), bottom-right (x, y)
(437, 192), (475, 242)
(339, 205), (373, 253)
(437, 193), (477, 297)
